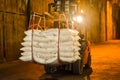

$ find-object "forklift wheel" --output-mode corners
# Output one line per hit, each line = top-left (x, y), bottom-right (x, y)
(44, 65), (56, 74)
(72, 60), (83, 74)
(85, 53), (91, 68)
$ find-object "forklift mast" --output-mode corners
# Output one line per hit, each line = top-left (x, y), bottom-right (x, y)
(48, 0), (78, 15)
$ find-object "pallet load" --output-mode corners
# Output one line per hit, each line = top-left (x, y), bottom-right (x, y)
(19, 29), (81, 64)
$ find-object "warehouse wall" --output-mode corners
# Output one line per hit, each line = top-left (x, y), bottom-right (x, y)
(80, 0), (101, 43)
(0, 0), (27, 63)
(106, 1), (113, 40)
(80, 0), (116, 43)
(0, 0), (54, 63)
(112, 1), (120, 39)
(0, 12), (4, 63)
(101, 4), (106, 42)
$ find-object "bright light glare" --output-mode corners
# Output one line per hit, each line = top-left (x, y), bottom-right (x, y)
(73, 17), (77, 21)
(77, 16), (83, 23)
(73, 16), (83, 23)
(72, 21), (74, 24)
(81, 10), (84, 13)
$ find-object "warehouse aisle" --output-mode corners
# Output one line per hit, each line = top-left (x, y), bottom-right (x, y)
(0, 40), (120, 80)
(91, 40), (120, 80)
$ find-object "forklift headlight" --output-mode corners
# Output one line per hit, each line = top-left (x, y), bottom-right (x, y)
(73, 15), (83, 23)
(77, 16), (83, 23)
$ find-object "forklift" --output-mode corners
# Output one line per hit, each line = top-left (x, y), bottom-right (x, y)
(43, 0), (91, 74)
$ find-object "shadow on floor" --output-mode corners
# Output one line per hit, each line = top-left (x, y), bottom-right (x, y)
(40, 67), (93, 80)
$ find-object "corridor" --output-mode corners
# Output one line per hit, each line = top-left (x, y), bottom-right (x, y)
(0, 40), (120, 80)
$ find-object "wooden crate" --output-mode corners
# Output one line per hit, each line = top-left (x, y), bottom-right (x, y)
(0, 12), (4, 63)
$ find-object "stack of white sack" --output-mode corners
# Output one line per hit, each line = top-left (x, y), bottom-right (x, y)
(59, 29), (81, 63)
(19, 29), (41, 62)
(19, 29), (81, 64)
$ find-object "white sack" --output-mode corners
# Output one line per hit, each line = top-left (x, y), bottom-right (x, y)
(38, 36), (58, 42)
(35, 52), (57, 59)
(23, 36), (41, 42)
(60, 52), (80, 57)
(39, 29), (58, 36)
(24, 29), (41, 36)
(33, 54), (58, 64)
(60, 56), (80, 63)
(21, 42), (39, 47)
(20, 47), (58, 53)
(60, 46), (80, 52)
(24, 36), (58, 42)
(60, 29), (79, 35)
(39, 42), (58, 48)
(60, 57), (76, 63)
(60, 35), (80, 41)
(39, 29), (79, 36)
(60, 41), (81, 46)
(20, 47), (41, 52)
(21, 52), (31, 56)
(19, 55), (32, 61)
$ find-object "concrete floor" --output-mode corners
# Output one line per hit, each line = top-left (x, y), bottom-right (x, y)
(91, 40), (120, 80)
(0, 40), (120, 80)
